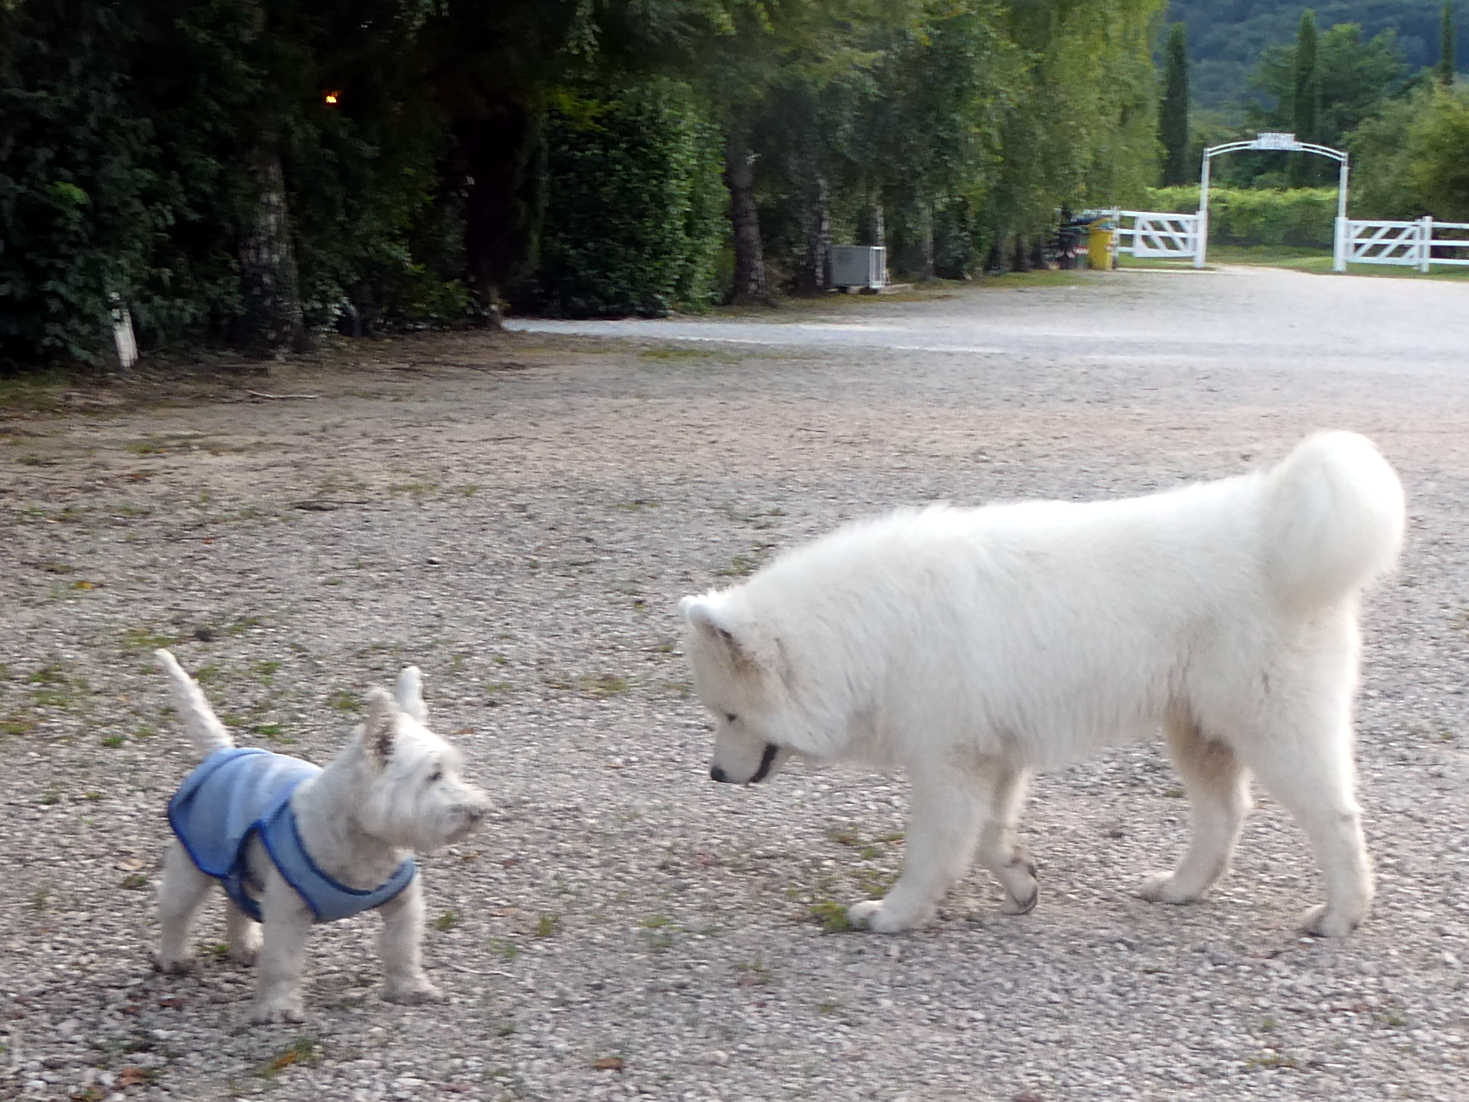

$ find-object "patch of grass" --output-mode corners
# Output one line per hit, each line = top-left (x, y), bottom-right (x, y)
(639, 344), (728, 361)
(716, 552), (761, 578)
(27, 663), (67, 685)
(534, 913), (559, 938)
(489, 937), (521, 961)
(576, 673), (630, 698)
(807, 900), (854, 933)
(133, 723), (156, 739)
(496, 1020), (516, 1037)
(434, 911), (459, 932)
(736, 955), (771, 986)
(121, 873), (149, 890)
(101, 734), (125, 748)
(225, 615), (265, 637)
(252, 660), (281, 684)
(39, 792), (61, 806)
(191, 663), (223, 684)
(326, 689), (360, 714)
(0, 369), (70, 412)
(31, 886), (51, 909)
(259, 1037), (318, 1078)
(0, 714), (36, 737)
(251, 722), (290, 743)
(121, 627), (178, 655)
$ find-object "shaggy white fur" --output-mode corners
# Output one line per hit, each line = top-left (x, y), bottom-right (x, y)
(680, 432), (1404, 936)
(153, 650), (490, 1022)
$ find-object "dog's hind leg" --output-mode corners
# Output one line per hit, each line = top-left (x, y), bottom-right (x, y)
(225, 903), (261, 965)
(1140, 712), (1252, 905)
(1239, 711), (1371, 937)
(156, 840), (215, 972)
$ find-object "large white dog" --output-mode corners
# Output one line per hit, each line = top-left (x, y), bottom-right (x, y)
(680, 432), (1404, 937)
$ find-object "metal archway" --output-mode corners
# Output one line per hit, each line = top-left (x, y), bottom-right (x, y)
(1195, 132), (1349, 270)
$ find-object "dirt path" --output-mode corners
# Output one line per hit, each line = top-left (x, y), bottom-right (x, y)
(3, 268), (1468, 1101)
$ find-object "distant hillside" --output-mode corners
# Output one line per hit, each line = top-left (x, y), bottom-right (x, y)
(1165, 1), (1465, 108)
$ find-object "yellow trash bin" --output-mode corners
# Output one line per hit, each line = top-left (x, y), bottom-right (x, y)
(1087, 220), (1115, 270)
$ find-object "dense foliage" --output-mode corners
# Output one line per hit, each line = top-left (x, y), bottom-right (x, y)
(1146, 185), (1340, 245)
(1166, 0), (1466, 108)
(527, 82), (725, 317)
(2, 0), (1463, 371)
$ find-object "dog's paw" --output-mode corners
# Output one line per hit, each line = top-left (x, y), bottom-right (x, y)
(1298, 904), (1360, 938)
(998, 850), (1038, 915)
(1138, 872), (1199, 905)
(383, 979), (444, 1005)
(152, 952), (193, 975)
(248, 997), (306, 1024)
(846, 900), (916, 933)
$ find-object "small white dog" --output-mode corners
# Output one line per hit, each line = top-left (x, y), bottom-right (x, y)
(680, 432), (1404, 937)
(153, 649), (490, 1022)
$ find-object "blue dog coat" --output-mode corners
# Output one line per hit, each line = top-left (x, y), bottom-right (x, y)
(168, 746), (416, 922)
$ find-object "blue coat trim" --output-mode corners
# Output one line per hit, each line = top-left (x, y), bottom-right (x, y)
(168, 746), (416, 923)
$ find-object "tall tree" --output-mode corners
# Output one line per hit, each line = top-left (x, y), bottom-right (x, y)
(1440, 1), (1456, 87)
(1158, 22), (1190, 186)
(1290, 9), (1320, 186)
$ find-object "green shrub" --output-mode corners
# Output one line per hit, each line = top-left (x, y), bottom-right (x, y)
(1142, 186), (1339, 247)
(527, 80), (725, 317)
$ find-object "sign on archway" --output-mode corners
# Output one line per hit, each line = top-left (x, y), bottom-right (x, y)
(1195, 133), (1350, 270)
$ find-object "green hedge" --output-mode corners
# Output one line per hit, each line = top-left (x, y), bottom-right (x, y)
(1143, 186), (1339, 247)
(528, 80), (725, 317)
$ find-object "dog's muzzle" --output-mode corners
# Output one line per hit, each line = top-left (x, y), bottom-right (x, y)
(710, 743), (780, 785)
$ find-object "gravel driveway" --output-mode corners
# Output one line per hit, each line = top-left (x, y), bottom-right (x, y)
(3, 266), (1468, 1101)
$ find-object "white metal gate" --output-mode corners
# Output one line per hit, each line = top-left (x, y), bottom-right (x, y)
(1114, 210), (1200, 260)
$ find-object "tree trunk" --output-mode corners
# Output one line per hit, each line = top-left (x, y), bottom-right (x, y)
(917, 202), (935, 280)
(799, 169), (830, 294)
(724, 138), (768, 304)
(859, 196), (886, 249)
(1011, 234), (1032, 273)
(460, 102), (545, 328)
(237, 136), (306, 359)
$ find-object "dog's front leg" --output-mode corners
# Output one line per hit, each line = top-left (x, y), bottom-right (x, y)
(250, 876), (313, 1023)
(848, 766), (982, 933)
(378, 876), (442, 1004)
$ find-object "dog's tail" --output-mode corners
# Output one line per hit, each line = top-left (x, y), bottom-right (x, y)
(155, 649), (234, 757)
(1260, 431), (1405, 616)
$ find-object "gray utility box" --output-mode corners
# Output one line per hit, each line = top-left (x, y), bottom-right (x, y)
(830, 245), (887, 290)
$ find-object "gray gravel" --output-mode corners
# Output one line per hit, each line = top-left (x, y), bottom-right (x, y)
(3, 265), (1468, 1101)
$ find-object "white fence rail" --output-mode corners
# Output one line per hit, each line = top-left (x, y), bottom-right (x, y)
(1112, 209), (1201, 262)
(1338, 217), (1469, 272)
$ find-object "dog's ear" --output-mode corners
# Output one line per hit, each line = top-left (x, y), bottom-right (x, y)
(394, 666), (428, 724)
(363, 687), (398, 764)
(680, 595), (753, 665)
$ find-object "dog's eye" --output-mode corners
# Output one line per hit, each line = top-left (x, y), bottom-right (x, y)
(725, 713), (737, 724)
(427, 767), (442, 782)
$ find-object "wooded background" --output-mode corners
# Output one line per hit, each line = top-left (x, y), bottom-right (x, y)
(0, 1), (1463, 371)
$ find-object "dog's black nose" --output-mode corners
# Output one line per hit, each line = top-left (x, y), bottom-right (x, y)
(710, 765), (729, 783)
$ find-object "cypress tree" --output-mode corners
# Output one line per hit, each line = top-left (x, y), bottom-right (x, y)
(1290, 10), (1320, 186)
(1439, 1), (1456, 87)
(1158, 23), (1190, 186)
